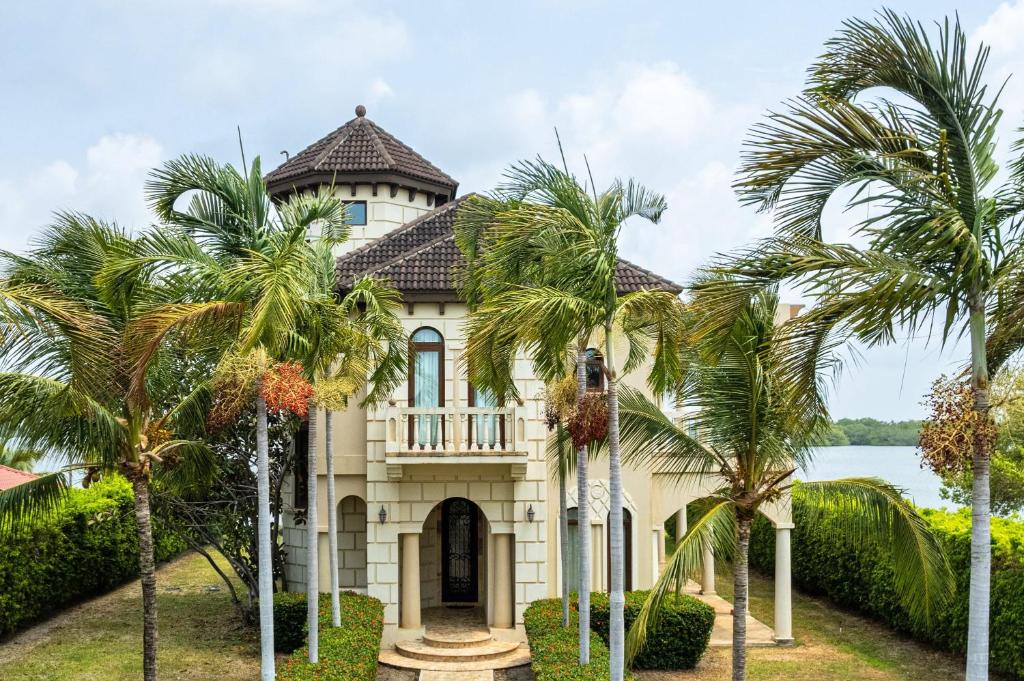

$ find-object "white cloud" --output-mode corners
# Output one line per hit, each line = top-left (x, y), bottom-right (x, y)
(368, 78), (395, 102)
(973, 1), (1024, 55)
(176, 7), (410, 109)
(0, 133), (163, 251)
(449, 61), (754, 286)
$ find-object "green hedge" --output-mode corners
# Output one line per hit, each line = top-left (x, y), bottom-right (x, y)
(524, 597), (622, 681)
(277, 591), (384, 681)
(0, 476), (185, 637)
(525, 591), (712, 678)
(750, 489), (1024, 679)
(591, 591), (714, 669)
(273, 592), (308, 653)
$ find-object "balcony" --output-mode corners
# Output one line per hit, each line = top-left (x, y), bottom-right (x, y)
(383, 405), (528, 480)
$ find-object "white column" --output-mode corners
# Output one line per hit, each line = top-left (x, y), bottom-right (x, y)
(774, 527), (793, 644)
(675, 508), (687, 544)
(701, 540), (716, 595)
(400, 533), (421, 629)
(493, 533), (513, 628)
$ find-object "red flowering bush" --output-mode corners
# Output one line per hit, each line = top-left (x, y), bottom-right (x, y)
(260, 361), (314, 418)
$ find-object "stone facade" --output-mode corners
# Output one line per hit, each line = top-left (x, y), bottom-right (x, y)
(275, 110), (795, 646)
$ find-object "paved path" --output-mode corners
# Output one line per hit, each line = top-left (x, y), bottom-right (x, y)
(683, 581), (776, 647)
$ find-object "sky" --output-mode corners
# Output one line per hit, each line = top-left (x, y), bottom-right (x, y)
(3, 0), (1024, 420)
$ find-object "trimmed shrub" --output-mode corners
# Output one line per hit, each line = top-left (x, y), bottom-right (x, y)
(750, 488), (1024, 679)
(277, 591), (384, 681)
(590, 591), (714, 669)
(0, 476), (184, 637)
(524, 597), (622, 681)
(273, 592), (308, 653)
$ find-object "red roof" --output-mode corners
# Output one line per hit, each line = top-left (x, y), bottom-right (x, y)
(0, 464), (38, 490)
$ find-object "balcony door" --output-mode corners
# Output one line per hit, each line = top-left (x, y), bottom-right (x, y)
(409, 327), (444, 448)
(468, 384), (503, 449)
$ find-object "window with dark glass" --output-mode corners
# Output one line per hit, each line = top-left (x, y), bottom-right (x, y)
(345, 200), (368, 226)
(585, 348), (604, 391)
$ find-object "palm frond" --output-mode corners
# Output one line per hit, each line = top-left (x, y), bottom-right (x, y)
(625, 501), (735, 665)
(0, 471), (70, 534)
(798, 477), (955, 623)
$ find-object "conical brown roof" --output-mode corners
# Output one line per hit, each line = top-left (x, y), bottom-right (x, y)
(266, 105), (458, 197)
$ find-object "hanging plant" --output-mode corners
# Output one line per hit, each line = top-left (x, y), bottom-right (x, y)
(260, 361), (315, 418)
(207, 351), (268, 432)
(566, 392), (608, 448)
(919, 375), (996, 476)
(542, 375), (579, 431)
(314, 376), (359, 412)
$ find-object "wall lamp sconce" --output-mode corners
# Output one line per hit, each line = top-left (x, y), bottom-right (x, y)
(378, 505), (388, 524)
(526, 504), (535, 523)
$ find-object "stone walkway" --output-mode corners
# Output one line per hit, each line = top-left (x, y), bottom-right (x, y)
(683, 581), (777, 647)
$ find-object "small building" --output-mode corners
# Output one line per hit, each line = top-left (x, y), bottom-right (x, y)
(0, 464), (38, 491)
(272, 106), (795, 648)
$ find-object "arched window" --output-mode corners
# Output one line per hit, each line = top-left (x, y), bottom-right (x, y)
(409, 327), (444, 448)
(607, 508), (632, 591)
(585, 348), (604, 391)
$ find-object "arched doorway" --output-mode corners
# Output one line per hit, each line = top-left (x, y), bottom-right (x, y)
(337, 496), (367, 590)
(442, 498), (478, 602)
(418, 497), (488, 608)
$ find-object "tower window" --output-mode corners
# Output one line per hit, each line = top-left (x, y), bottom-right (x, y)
(345, 201), (367, 226)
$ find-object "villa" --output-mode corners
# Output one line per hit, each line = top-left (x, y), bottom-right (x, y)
(269, 106), (797, 659)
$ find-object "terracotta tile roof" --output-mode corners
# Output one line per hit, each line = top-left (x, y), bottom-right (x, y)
(266, 106), (457, 195)
(336, 196), (683, 295)
(0, 464), (38, 491)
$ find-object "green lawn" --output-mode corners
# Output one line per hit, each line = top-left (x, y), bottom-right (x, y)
(0, 552), (983, 681)
(0, 552), (260, 681)
(636, 568), (975, 681)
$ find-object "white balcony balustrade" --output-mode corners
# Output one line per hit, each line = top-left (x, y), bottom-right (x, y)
(384, 405), (527, 455)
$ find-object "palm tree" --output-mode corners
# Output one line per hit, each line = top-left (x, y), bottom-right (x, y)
(455, 158), (682, 678)
(128, 154), (354, 681)
(621, 287), (954, 681)
(702, 12), (1024, 678)
(296, 237), (406, 656)
(0, 443), (41, 472)
(542, 381), (578, 627)
(0, 215), (218, 681)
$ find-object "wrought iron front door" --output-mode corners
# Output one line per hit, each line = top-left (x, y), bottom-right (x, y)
(441, 498), (478, 602)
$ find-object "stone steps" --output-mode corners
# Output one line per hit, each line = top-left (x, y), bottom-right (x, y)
(422, 630), (494, 648)
(396, 638), (519, 662)
(380, 628), (531, 672)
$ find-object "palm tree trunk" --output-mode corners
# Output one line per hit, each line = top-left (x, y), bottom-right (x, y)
(733, 516), (752, 681)
(559, 438), (570, 627)
(131, 475), (158, 681)
(966, 302), (991, 681)
(256, 395), (276, 681)
(576, 348), (591, 664)
(605, 328), (626, 681)
(306, 401), (319, 663)
(325, 409), (341, 627)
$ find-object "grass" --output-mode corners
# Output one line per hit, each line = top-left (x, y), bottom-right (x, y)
(0, 551), (260, 681)
(635, 568), (975, 681)
(0, 551), (988, 681)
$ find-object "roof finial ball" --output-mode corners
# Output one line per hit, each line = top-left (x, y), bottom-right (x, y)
(355, 104), (367, 118)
